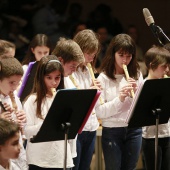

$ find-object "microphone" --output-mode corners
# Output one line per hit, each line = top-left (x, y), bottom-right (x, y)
(143, 8), (157, 35)
(142, 8), (170, 45)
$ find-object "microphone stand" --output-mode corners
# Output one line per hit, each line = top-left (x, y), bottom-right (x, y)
(152, 24), (170, 46)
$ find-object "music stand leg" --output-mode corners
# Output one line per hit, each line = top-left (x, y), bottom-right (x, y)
(152, 108), (161, 170)
(61, 122), (71, 170)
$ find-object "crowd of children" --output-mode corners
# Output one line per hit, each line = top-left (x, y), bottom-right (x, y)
(0, 29), (170, 170)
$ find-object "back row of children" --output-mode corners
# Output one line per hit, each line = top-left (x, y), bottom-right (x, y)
(0, 29), (170, 170)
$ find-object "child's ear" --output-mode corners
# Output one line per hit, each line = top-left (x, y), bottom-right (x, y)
(57, 57), (63, 64)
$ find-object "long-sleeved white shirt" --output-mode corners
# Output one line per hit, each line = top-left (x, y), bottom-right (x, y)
(96, 72), (143, 127)
(23, 94), (74, 168)
(0, 160), (21, 170)
(73, 67), (99, 131)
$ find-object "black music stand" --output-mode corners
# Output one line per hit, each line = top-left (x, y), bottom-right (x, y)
(126, 78), (170, 170)
(30, 89), (100, 170)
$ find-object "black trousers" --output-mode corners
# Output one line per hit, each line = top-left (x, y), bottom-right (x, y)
(29, 164), (72, 170)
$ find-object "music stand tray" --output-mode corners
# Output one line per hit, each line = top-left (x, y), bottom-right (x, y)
(125, 78), (170, 170)
(126, 78), (170, 127)
(30, 89), (100, 169)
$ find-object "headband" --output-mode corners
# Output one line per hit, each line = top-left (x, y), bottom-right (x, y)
(47, 59), (61, 65)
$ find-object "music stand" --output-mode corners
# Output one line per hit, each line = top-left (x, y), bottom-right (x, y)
(30, 89), (100, 170)
(125, 78), (170, 170)
(18, 61), (39, 102)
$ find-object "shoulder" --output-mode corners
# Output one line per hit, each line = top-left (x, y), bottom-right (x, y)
(97, 72), (109, 81)
(24, 94), (36, 106)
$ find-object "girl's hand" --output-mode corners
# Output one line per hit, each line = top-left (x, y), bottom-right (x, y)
(127, 77), (137, 93)
(16, 110), (27, 128)
(119, 84), (133, 102)
(90, 79), (102, 90)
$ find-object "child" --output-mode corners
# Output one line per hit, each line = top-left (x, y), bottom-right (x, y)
(23, 55), (74, 169)
(142, 45), (170, 170)
(0, 57), (28, 170)
(22, 34), (52, 75)
(72, 29), (101, 170)
(17, 34), (52, 94)
(51, 37), (84, 80)
(0, 118), (21, 170)
(51, 37), (84, 159)
(96, 34), (143, 170)
(0, 40), (16, 58)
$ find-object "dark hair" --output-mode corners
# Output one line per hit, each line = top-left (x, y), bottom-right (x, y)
(99, 34), (140, 80)
(0, 118), (20, 145)
(32, 55), (64, 119)
(0, 57), (23, 80)
(145, 45), (170, 70)
(22, 34), (52, 65)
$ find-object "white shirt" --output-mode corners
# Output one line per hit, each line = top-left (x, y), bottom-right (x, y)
(96, 72), (143, 127)
(73, 67), (99, 131)
(0, 93), (28, 170)
(23, 94), (74, 168)
(0, 160), (21, 170)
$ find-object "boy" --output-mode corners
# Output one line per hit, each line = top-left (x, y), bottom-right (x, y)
(0, 118), (21, 170)
(0, 57), (28, 170)
(52, 37), (84, 78)
(51, 37), (84, 159)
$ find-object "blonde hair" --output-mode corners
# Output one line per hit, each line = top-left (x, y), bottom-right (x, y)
(73, 29), (100, 54)
(52, 37), (84, 64)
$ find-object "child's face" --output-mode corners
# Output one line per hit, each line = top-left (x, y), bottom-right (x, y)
(84, 51), (97, 63)
(44, 70), (61, 93)
(115, 50), (132, 74)
(62, 61), (79, 76)
(0, 132), (20, 160)
(151, 63), (169, 79)
(0, 75), (22, 96)
(31, 46), (50, 61)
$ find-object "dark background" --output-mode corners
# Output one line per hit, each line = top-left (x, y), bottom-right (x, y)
(0, 0), (170, 60)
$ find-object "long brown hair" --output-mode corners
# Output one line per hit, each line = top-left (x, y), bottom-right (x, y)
(22, 34), (52, 65)
(32, 55), (64, 119)
(99, 34), (140, 80)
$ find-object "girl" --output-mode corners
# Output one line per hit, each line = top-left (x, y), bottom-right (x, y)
(23, 55), (74, 170)
(22, 34), (52, 75)
(142, 45), (170, 170)
(96, 34), (143, 170)
(72, 29), (101, 170)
